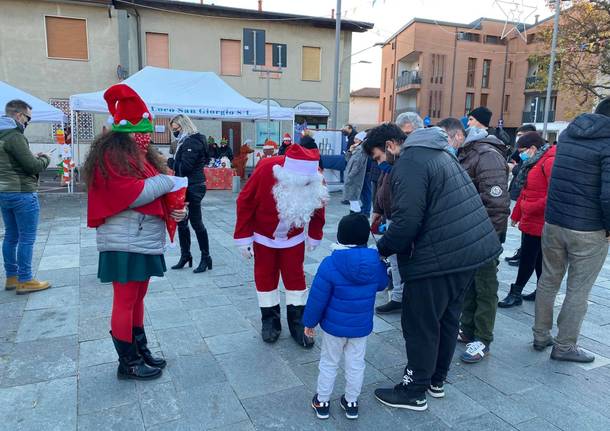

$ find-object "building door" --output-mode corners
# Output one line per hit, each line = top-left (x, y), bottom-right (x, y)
(222, 121), (242, 155)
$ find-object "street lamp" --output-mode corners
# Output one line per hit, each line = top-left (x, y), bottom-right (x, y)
(352, 60), (372, 65)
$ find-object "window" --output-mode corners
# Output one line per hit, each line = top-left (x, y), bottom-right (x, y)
(390, 63), (394, 80)
(383, 67), (387, 92)
(484, 35), (505, 45)
(146, 32), (169, 68)
(430, 54), (446, 84)
(45, 16), (88, 60)
(480, 93), (488, 107)
(504, 94), (510, 112)
(428, 90), (443, 118)
(465, 92), (474, 114)
(467, 58), (477, 88)
(243, 28), (265, 65)
(482, 59), (491, 88)
(527, 33), (536, 44)
(388, 94), (393, 112)
(382, 97), (386, 121)
(457, 32), (480, 42)
(259, 43), (281, 79)
(302, 46), (321, 81)
(507, 61), (513, 79)
(220, 39), (241, 76)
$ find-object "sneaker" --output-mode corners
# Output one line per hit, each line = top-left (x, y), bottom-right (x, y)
(461, 341), (489, 364)
(4, 276), (18, 291)
(16, 279), (51, 295)
(375, 300), (402, 314)
(507, 259), (520, 267)
(427, 382), (445, 398)
(550, 346), (595, 363)
(311, 394), (330, 419)
(340, 395), (359, 419)
(374, 373), (428, 411)
(533, 338), (554, 352)
(457, 330), (472, 344)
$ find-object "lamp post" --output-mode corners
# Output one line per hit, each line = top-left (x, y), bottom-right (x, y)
(542, 0), (562, 139)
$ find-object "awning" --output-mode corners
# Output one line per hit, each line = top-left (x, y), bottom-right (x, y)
(0, 80), (66, 123)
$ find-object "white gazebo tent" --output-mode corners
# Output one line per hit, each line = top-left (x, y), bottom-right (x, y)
(69, 67), (294, 164)
(0, 80), (66, 123)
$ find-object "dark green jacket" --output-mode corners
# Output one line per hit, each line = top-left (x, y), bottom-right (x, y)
(0, 117), (50, 192)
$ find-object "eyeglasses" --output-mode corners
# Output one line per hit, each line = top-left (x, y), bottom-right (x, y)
(21, 112), (31, 123)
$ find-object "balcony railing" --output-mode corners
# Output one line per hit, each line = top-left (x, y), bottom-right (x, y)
(396, 71), (422, 90)
(525, 76), (543, 90)
(522, 110), (555, 123)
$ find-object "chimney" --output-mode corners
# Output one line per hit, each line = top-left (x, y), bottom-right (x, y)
(331, 8), (335, 19)
(258, 0), (262, 12)
(535, 14), (539, 24)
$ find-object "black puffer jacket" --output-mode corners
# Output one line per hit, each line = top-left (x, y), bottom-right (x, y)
(546, 113), (610, 231)
(168, 133), (209, 185)
(377, 127), (502, 282)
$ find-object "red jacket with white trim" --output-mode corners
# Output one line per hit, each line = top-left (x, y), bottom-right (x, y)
(234, 155), (325, 249)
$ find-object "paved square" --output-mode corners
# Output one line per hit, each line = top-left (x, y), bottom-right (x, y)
(1, 191), (610, 430)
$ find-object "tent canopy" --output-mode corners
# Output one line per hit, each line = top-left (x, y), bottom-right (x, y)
(0, 81), (66, 123)
(70, 67), (294, 121)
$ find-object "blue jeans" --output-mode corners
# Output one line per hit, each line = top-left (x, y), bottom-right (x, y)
(0, 192), (40, 282)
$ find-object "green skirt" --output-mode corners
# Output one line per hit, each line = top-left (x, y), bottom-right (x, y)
(98, 251), (166, 283)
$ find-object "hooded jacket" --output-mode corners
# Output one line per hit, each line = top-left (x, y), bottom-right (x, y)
(302, 246), (388, 338)
(458, 128), (510, 243)
(0, 117), (50, 192)
(342, 143), (368, 202)
(546, 113), (610, 231)
(377, 127), (502, 282)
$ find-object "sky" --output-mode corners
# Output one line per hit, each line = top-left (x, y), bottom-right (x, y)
(179, 0), (555, 90)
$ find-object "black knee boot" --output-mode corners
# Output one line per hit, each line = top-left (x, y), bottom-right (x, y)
(110, 332), (162, 380)
(260, 305), (282, 343)
(133, 327), (166, 369)
(193, 227), (212, 273)
(287, 305), (314, 348)
(172, 227), (192, 269)
(498, 284), (523, 308)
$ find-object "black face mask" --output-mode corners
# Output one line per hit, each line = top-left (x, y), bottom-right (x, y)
(172, 130), (180, 138)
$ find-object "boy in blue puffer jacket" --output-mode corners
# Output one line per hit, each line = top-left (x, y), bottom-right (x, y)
(303, 213), (388, 420)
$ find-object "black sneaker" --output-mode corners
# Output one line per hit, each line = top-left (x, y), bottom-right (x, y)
(427, 382), (445, 398)
(340, 395), (359, 419)
(374, 374), (428, 411)
(505, 248), (521, 263)
(311, 394), (330, 419)
(375, 300), (402, 314)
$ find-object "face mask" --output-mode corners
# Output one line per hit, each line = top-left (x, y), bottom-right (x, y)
(519, 151), (530, 162)
(378, 161), (392, 173)
(447, 146), (458, 156)
(172, 130), (180, 138)
(134, 133), (151, 152)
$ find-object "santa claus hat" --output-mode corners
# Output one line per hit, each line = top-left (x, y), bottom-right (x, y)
(103, 84), (153, 133)
(263, 140), (278, 150)
(282, 133), (292, 142)
(284, 144), (320, 176)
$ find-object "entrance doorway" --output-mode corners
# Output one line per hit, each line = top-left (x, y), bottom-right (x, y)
(221, 121), (242, 155)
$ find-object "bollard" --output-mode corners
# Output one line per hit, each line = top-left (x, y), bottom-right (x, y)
(232, 175), (241, 193)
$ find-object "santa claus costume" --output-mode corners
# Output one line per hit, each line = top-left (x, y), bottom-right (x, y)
(234, 145), (328, 347)
(85, 84), (184, 380)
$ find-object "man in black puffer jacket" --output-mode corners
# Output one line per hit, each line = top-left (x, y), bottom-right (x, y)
(371, 124), (501, 412)
(533, 98), (610, 363)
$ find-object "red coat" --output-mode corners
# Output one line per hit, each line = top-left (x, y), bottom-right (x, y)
(234, 155), (325, 249)
(511, 146), (556, 237)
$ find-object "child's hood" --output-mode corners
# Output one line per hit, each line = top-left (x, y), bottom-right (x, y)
(330, 247), (382, 284)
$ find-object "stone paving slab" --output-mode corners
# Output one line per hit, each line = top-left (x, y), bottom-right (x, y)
(0, 191), (609, 430)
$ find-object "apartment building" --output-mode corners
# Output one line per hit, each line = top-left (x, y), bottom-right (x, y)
(349, 87), (380, 130)
(0, 0), (371, 152)
(379, 16), (569, 140)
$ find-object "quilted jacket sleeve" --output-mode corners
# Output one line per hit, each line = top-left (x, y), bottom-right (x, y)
(302, 258), (334, 328)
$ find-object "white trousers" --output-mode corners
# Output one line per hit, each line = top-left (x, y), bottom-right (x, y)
(316, 331), (367, 403)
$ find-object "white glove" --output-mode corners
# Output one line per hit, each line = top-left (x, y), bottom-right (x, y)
(349, 201), (362, 213)
(305, 238), (318, 253)
(168, 175), (188, 192)
(238, 245), (254, 259)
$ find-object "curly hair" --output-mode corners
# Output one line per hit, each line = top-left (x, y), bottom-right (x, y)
(363, 123), (406, 156)
(82, 131), (168, 186)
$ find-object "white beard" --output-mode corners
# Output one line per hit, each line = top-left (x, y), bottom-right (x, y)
(272, 164), (329, 229)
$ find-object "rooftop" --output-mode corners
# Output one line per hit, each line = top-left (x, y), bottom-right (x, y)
(350, 87), (380, 98)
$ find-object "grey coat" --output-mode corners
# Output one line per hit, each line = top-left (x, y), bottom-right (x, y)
(96, 175), (174, 255)
(342, 144), (368, 201)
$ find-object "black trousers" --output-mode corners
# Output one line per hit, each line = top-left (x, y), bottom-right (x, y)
(401, 270), (475, 394)
(514, 233), (542, 292)
(177, 183), (210, 257)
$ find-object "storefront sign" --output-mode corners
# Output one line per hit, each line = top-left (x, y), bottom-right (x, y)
(294, 101), (330, 117)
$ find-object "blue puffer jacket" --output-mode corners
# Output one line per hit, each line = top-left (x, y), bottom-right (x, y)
(546, 113), (610, 231)
(302, 247), (388, 338)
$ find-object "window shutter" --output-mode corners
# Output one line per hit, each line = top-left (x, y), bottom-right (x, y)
(243, 29), (254, 65)
(45, 16), (88, 60)
(243, 29), (265, 65)
(272, 43), (287, 68)
(221, 39), (241, 76)
(302, 47), (321, 81)
(146, 33), (169, 68)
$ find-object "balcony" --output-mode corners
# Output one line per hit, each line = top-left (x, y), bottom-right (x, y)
(525, 76), (543, 90)
(396, 71), (422, 92)
(522, 111), (555, 123)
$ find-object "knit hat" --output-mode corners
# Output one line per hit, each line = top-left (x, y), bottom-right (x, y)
(283, 133), (292, 142)
(283, 144), (320, 176)
(468, 106), (492, 128)
(517, 131), (545, 149)
(337, 213), (370, 246)
(103, 84), (153, 133)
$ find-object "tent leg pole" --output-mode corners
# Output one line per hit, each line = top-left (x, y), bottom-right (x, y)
(70, 110), (76, 194)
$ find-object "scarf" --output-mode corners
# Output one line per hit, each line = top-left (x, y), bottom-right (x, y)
(513, 144), (550, 193)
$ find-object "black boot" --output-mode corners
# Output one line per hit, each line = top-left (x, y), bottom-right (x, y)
(133, 327), (166, 369)
(260, 305), (282, 343)
(505, 248), (521, 263)
(287, 304), (314, 348)
(498, 284), (523, 308)
(172, 227), (192, 270)
(193, 228), (212, 273)
(522, 290), (536, 301)
(110, 333), (162, 380)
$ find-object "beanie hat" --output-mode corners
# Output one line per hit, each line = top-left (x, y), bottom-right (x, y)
(517, 131), (545, 149)
(103, 84), (153, 133)
(468, 106), (492, 128)
(337, 213), (370, 246)
(283, 144), (320, 175)
(299, 135), (318, 150)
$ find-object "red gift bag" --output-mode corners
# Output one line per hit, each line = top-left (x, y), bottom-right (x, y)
(163, 176), (188, 243)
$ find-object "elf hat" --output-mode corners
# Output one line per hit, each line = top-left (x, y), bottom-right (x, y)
(282, 133), (292, 142)
(103, 84), (154, 133)
(283, 144), (320, 176)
